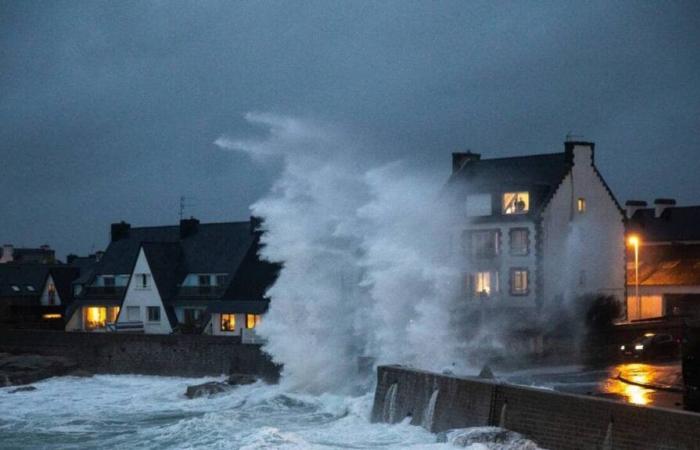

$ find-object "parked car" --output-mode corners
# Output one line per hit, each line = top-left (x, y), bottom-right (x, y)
(619, 333), (680, 360)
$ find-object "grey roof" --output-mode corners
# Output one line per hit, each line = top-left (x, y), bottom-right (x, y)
(206, 300), (270, 314)
(628, 206), (700, 243)
(446, 152), (570, 216)
(94, 222), (254, 276)
(0, 264), (48, 300)
(629, 244), (700, 287)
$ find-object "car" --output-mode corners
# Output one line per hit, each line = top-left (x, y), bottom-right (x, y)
(619, 333), (680, 360)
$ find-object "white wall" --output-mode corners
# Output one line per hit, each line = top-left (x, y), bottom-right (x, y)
(116, 248), (172, 334)
(541, 144), (626, 307)
(39, 274), (61, 306)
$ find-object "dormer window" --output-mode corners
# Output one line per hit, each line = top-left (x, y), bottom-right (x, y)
(502, 192), (530, 215)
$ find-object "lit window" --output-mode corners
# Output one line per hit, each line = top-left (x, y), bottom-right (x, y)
(468, 230), (499, 258)
(48, 283), (57, 305)
(147, 306), (160, 322)
(465, 194), (492, 217)
(474, 272), (491, 297)
(509, 228), (529, 255)
(42, 313), (62, 320)
(510, 269), (529, 295)
(221, 314), (236, 331)
(84, 306), (119, 330)
(502, 192), (530, 214)
(246, 314), (262, 329)
(577, 198), (586, 213)
(11, 285), (19, 292)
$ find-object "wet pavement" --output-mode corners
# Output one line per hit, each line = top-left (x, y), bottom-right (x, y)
(502, 360), (685, 410)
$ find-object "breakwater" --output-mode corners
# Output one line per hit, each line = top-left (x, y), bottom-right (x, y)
(371, 365), (700, 450)
(0, 330), (280, 381)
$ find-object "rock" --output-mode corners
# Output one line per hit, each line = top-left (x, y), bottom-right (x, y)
(66, 369), (93, 378)
(9, 386), (37, 394)
(0, 353), (78, 386)
(185, 381), (232, 399)
(437, 427), (540, 449)
(478, 365), (495, 379)
(227, 373), (257, 386)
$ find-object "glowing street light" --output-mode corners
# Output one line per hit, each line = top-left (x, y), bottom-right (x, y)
(627, 235), (641, 320)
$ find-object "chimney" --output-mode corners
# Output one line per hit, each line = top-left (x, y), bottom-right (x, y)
(66, 254), (77, 264)
(625, 200), (647, 219)
(0, 244), (13, 263)
(452, 151), (481, 173)
(250, 216), (263, 234)
(564, 140), (595, 165)
(654, 198), (676, 218)
(180, 217), (200, 239)
(111, 221), (131, 242)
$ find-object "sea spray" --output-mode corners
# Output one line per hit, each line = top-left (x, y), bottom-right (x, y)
(216, 113), (467, 393)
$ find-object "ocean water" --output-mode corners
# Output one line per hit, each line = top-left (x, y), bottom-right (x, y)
(0, 375), (435, 449)
(0, 375), (542, 450)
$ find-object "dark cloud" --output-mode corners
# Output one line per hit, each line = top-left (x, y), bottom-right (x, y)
(1, 1), (699, 258)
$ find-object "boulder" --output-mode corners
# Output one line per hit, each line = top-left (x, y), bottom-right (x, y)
(9, 386), (37, 394)
(185, 381), (232, 399)
(0, 353), (78, 386)
(227, 373), (257, 386)
(437, 427), (540, 449)
(66, 369), (94, 378)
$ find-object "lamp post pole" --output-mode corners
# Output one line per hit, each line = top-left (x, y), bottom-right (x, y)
(634, 240), (640, 320)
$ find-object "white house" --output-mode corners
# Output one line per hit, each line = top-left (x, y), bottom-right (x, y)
(446, 141), (626, 314)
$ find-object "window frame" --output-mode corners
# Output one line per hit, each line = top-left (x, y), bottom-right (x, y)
(147, 306), (160, 322)
(509, 228), (530, 256)
(467, 229), (500, 259)
(246, 314), (261, 329)
(577, 197), (586, 213)
(502, 192), (530, 215)
(465, 193), (493, 217)
(126, 306), (140, 321)
(509, 267), (529, 296)
(220, 313), (236, 332)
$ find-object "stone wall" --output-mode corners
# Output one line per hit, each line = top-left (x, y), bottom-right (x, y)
(0, 330), (280, 381)
(372, 365), (700, 450)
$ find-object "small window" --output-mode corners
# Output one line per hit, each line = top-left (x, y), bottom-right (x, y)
(221, 313), (236, 331)
(510, 269), (529, 296)
(147, 306), (160, 322)
(473, 271), (493, 297)
(127, 306), (140, 321)
(137, 274), (150, 289)
(246, 314), (261, 329)
(103, 276), (116, 286)
(198, 275), (211, 286)
(468, 230), (499, 258)
(11, 285), (20, 292)
(577, 198), (586, 213)
(215, 274), (228, 287)
(25, 285), (35, 292)
(509, 228), (529, 256)
(465, 194), (492, 217)
(502, 192), (530, 215)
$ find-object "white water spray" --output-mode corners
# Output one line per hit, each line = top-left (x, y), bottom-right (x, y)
(216, 113), (466, 394)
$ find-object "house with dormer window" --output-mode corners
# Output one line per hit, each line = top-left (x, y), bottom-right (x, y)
(65, 218), (279, 337)
(446, 141), (626, 316)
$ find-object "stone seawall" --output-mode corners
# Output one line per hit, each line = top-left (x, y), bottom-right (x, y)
(0, 330), (280, 381)
(371, 365), (700, 450)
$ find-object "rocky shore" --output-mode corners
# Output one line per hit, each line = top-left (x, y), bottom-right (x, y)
(0, 352), (89, 387)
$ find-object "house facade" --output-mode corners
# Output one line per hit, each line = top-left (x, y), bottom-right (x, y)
(446, 141), (626, 317)
(65, 218), (278, 337)
(625, 200), (700, 321)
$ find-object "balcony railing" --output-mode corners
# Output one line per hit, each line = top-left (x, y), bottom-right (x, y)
(83, 286), (126, 297)
(176, 286), (226, 298)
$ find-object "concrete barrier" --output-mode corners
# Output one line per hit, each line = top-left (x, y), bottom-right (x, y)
(0, 330), (280, 381)
(372, 365), (700, 450)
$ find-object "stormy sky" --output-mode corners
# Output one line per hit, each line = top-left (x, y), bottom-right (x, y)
(1, 1), (699, 259)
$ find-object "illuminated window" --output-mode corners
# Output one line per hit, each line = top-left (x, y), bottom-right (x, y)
(474, 272), (492, 297)
(246, 314), (262, 329)
(48, 283), (57, 305)
(510, 269), (529, 295)
(577, 198), (586, 213)
(42, 313), (62, 320)
(468, 230), (499, 258)
(509, 228), (529, 255)
(221, 313), (236, 331)
(147, 306), (160, 322)
(84, 306), (119, 330)
(502, 192), (530, 214)
(465, 194), (492, 217)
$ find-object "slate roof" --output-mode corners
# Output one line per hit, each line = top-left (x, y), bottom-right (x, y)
(628, 206), (700, 243)
(0, 265), (79, 304)
(446, 152), (571, 217)
(628, 244), (700, 287)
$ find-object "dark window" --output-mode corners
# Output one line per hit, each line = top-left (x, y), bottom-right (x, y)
(138, 274), (149, 288)
(147, 306), (160, 322)
(509, 228), (529, 256)
(510, 268), (529, 296)
(469, 230), (499, 258)
(215, 274), (228, 287)
(198, 275), (211, 294)
(184, 308), (201, 324)
(103, 276), (115, 294)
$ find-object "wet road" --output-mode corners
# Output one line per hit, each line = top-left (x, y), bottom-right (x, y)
(502, 361), (685, 410)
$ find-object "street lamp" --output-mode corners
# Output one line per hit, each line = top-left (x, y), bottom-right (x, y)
(627, 235), (641, 320)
